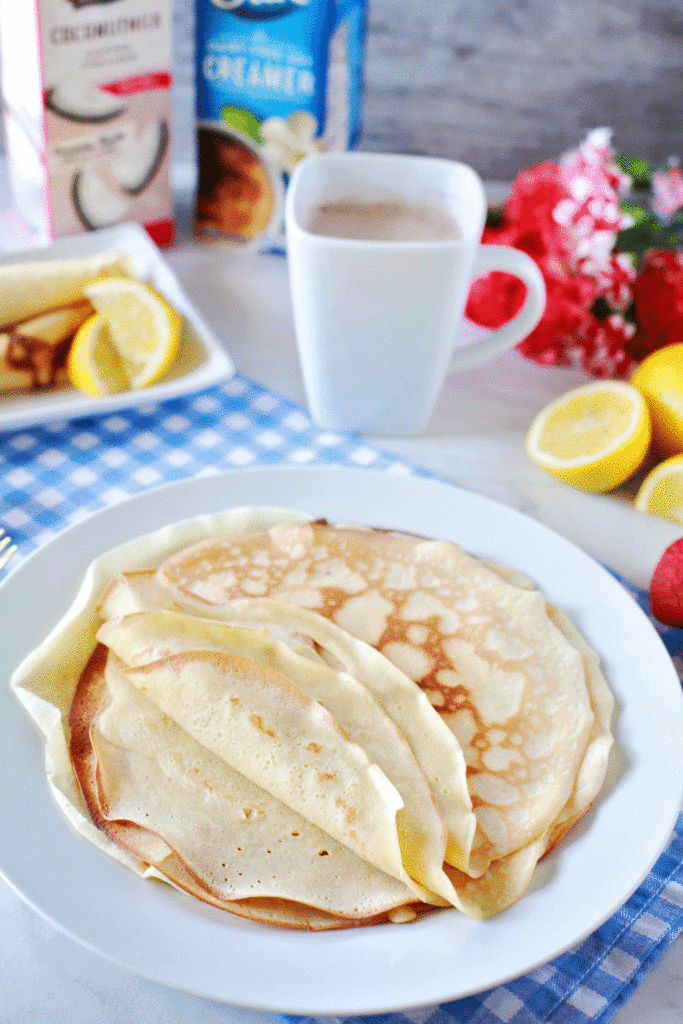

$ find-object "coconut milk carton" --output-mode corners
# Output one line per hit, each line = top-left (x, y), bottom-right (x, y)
(0, 0), (174, 245)
(194, 0), (366, 249)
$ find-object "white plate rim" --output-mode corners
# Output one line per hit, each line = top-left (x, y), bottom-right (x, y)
(0, 222), (235, 432)
(1, 465), (682, 1016)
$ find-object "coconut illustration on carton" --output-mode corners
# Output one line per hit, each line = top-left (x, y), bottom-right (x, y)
(71, 120), (170, 232)
(46, 76), (126, 124)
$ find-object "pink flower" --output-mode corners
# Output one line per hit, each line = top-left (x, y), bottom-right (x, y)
(557, 128), (633, 279)
(560, 128), (631, 204)
(650, 161), (683, 224)
(466, 130), (637, 374)
(594, 252), (636, 311)
(565, 314), (637, 379)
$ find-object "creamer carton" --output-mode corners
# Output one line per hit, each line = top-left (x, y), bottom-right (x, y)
(0, 0), (174, 245)
(194, 0), (366, 249)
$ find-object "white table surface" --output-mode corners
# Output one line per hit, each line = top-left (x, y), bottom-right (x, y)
(2, 173), (683, 1023)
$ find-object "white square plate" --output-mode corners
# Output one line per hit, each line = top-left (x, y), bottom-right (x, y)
(0, 222), (235, 432)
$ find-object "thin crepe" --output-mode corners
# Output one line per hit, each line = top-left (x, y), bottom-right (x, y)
(69, 645), (420, 929)
(0, 250), (134, 328)
(157, 521), (613, 882)
(97, 609), (458, 905)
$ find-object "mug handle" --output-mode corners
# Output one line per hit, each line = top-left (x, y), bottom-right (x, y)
(449, 245), (546, 370)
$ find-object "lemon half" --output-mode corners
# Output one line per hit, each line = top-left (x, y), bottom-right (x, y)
(67, 314), (129, 397)
(81, 277), (182, 389)
(635, 454), (683, 523)
(630, 343), (683, 459)
(526, 380), (651, 492)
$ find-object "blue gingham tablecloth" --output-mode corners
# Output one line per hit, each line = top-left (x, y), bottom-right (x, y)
(2, 373), (683, 1024)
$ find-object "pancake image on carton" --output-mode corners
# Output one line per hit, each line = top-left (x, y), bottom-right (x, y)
(10, 508), (614, 929)
(194, 123), (284, 244)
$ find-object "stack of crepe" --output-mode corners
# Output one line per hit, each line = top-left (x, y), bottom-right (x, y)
(12, 509), (614, 930)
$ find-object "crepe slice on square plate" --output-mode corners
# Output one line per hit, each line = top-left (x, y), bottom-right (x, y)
(0, 248), (135, 395)
(155, 519), (614, 916)
(0, 250), (134, 329)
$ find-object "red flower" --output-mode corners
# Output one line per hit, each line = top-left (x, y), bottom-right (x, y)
(628, 249), (683, 359)
(465, 163), (573, 332)
(465, 130), (683, 375)
(465, 267), (526, 330)
(465, 130), (642, 375)
(514, 257), (598, 366)
(504, 161), (572, 246)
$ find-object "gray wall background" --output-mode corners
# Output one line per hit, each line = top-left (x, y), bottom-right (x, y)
(360, 0), (683, 179)
(3, 0), (682, 182)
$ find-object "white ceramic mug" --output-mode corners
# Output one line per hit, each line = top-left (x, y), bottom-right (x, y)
(285, 151), (546, 435)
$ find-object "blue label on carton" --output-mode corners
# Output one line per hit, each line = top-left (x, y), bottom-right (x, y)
(194, 0), (365, 246)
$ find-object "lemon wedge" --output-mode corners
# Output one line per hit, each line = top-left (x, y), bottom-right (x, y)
(635, 454), (683, 523)
(630, 343), (683, 458)
(67, 314), (129, 397)
(525, 380), (651, 492)
(81, 277), (182, 389)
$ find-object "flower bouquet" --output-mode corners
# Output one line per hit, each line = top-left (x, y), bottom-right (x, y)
(465, 128), (683, 377)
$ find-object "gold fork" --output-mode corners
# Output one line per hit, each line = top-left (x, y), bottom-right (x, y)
(0, 528), (17, 572)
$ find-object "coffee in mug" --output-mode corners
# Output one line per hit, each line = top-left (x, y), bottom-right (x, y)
(306, 200), (463, 243)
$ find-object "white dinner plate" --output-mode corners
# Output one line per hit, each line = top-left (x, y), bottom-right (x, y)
(1, 466), (682, 1015)
(0, 222), (234, 432)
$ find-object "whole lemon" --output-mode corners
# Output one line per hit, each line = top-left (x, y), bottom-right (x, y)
(630, 343), (683, 458)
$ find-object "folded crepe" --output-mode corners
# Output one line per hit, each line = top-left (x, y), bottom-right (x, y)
(11, 507), (614, 928)
(0, 250), (133, 329)
(97, 609), (475, 906)
(0, 300), (94, 392)
(70, 645), (420, 930)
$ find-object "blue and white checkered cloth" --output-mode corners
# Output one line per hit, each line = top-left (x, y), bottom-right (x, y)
(2, 373), (683, 1024)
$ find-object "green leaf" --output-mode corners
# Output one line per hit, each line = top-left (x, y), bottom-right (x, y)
(220, 106), (262, 144)
(615, 153), (654, 191)
(620, 201), (648, 226)
(485, 205), (505, 229)
(616, 212), (681, 267)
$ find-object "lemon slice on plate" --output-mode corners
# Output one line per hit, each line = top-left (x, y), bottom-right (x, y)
(630, 343), (683, 458)
(81, 277), (182, 389)
(68, 314), (129, 397)
(634, 454), (683, 523)
(526, 380), (651, 492)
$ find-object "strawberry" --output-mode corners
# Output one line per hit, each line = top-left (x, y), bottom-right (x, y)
(649, 539), (683, 627)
